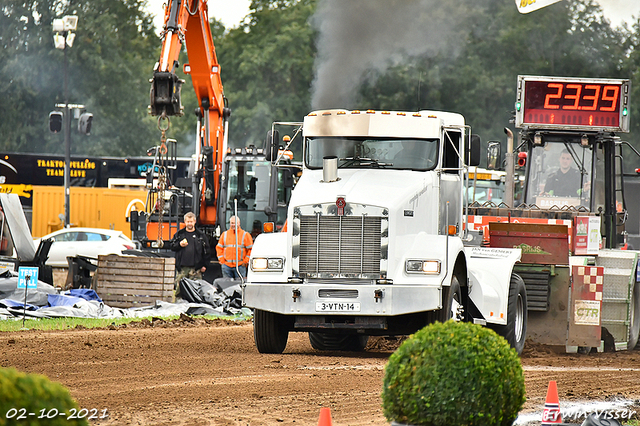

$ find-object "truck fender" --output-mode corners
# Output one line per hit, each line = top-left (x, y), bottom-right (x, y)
(463, 246), (522, 326)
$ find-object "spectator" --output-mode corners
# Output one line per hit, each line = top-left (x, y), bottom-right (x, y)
(170, 212), (211, 285)
(216, 216), (253, 279)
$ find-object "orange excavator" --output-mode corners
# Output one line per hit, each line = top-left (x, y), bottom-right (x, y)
(144, 0), (230, 246)
(131, 0), (297, 258)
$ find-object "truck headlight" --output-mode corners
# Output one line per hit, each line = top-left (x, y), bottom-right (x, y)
(251, 257), (284, 271)
(405, 259), (441, 274)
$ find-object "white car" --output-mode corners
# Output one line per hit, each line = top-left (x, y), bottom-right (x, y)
(33, 228), (136, 267)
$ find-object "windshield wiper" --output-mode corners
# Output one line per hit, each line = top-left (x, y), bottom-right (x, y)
(339, 156), (391, 168)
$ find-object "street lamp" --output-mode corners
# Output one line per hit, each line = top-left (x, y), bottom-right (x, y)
(52, 15), (78, 228)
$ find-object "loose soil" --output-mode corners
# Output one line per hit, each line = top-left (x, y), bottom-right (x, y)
(2, 317), (640, 425)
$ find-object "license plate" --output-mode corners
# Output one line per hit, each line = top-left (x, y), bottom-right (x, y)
(315, 301), (361, 312)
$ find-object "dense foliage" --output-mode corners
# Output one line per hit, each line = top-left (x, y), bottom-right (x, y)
(2, 0), (640, 165)
(381, 321), (526, 426)
(0, 367), (89, 426)
(0, 0), (158, 156)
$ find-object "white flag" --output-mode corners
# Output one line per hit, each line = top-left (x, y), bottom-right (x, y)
(515, 0), (562, 14)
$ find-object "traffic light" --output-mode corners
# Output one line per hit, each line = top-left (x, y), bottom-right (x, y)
(78, 112), (93, 135)
(49, 111), (63, 133)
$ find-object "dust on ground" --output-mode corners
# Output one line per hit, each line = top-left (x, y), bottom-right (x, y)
(2, 318), (640, 425)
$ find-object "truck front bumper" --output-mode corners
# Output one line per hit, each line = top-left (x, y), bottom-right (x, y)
(243, 281), (442, 317)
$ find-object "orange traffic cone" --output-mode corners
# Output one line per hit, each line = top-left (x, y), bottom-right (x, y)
(541, 380), (562, 425)
(317, 407), (332, 426)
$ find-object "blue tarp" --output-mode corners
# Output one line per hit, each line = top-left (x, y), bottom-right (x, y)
(0, 273), (248, 320)
(48, 294), (85, 307)
(67, 289), (102, 303)
(0, 299), (39, 310)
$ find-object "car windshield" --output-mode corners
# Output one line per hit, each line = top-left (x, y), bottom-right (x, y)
(305, 137), (438, 171)
(54, 231), (109, 242)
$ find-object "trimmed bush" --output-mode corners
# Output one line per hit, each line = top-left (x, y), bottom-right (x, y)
(0, 367), (89, 426)
(382, 321), (525, 426)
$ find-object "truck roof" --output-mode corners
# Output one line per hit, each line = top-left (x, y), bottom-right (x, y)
(304, 109), (464, 139)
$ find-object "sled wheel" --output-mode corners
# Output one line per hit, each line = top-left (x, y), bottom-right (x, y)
(491, 273), (527, 355)
(253, 309), (289, 354)
(308, 332), (369, 352)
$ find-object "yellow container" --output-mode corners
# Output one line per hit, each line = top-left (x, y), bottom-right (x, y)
(31, 186), (147, 238)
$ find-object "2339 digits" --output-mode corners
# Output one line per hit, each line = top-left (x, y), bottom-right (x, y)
(5, 407), (109, 420)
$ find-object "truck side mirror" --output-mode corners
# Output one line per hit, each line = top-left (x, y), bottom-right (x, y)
(487, 141), (502, 170)
(468, 134), (481, 167)
(264, 130), (279, 162)
(282, 168), (294, 188)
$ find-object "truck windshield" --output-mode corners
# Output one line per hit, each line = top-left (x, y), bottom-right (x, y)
(524, 142), (593, 209)
(305, 137), (438, 171)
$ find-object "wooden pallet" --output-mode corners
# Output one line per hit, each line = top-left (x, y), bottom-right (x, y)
(95, 255), (175, 308)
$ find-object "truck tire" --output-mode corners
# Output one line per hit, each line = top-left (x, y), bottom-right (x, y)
(628, 280), (640, 350)
(253, 309), (289, 354)
(308, 332), (369, 352)
(491, 273), (527, 355)
(434, 275), (463, 323)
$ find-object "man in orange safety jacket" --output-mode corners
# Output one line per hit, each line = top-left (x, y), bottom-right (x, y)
(216, 215), (253, 278)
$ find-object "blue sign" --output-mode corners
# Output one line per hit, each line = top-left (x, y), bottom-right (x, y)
(137, 162), (159, 176)
(18, 267), (38, 289)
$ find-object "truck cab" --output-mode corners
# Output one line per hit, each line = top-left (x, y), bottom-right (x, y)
(244, 109), (525, 354)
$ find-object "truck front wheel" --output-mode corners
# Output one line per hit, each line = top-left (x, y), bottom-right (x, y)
(253, 309), (289, 354)
(491, 273), (527, 355)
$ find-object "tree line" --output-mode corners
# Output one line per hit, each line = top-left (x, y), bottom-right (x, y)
(2, 0), (640, 168)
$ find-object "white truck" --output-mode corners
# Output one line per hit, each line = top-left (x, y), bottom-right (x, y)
(243, 109), (527, 354)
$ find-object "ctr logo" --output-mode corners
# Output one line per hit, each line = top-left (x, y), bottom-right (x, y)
(576, 307), (599, 318)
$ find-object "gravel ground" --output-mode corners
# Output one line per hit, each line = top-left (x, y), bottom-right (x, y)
(2, 318), (639, 425)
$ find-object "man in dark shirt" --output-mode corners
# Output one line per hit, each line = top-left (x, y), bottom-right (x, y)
(170, 212), (211, 285)
(544, 150), (584, 197)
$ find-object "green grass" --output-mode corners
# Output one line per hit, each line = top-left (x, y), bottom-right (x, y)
(0, 314), (246, 332)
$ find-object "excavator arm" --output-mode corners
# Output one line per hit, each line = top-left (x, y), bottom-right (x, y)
(149, 0), (229, 227)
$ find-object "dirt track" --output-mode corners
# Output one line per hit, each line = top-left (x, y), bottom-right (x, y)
(2, 317), (640, 425)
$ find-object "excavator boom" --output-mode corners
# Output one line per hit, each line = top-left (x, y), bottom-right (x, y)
(149, 0), (228, 227)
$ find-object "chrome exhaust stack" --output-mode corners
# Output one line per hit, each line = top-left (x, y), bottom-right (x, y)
(322, 156), (339, 182)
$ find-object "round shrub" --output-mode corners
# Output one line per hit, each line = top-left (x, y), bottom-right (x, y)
(382, 321), (525, 426)
(0, 367), (89, 426)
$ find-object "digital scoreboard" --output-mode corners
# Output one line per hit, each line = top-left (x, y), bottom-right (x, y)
(515, 75), (630, 132)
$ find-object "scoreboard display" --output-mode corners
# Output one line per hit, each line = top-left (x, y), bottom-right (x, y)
(515, 75), (630, 132)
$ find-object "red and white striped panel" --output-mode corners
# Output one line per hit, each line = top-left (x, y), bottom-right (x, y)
(574, 265), (604, 301)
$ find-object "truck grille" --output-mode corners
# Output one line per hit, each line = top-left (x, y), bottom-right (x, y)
(299, 215), (381, 277)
